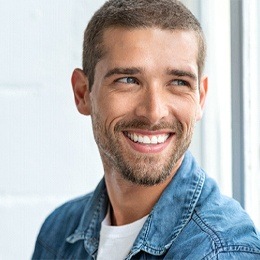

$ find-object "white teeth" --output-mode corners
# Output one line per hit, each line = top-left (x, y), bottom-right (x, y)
(138, 135), (143, 143)
(127, 132), (169, 144)
(158, 135), (164, 143)
(151, 136), (157, 144)
(143, 136), (151, 144)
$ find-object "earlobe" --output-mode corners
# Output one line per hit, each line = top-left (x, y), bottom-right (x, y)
(71, 68), (91, 115)
(196, 76), (208, 121)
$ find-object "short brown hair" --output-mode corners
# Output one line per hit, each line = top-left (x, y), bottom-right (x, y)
(83, 0), (206, 90)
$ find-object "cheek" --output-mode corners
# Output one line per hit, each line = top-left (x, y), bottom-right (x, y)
(94, 94), (134, 131)
(171, 97), (199, 128)
(173, 95), (198, 115)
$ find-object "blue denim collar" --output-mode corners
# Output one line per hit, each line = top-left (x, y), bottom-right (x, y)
(66, 180), (108, 256)
(128, 151), (205, 257)
(66, 151), (205, 258)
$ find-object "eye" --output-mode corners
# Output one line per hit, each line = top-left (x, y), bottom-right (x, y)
(170, 79), (190, 87)
(116, 77), (139, 85)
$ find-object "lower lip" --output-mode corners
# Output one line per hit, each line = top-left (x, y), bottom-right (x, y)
(124, 134), (173, 154)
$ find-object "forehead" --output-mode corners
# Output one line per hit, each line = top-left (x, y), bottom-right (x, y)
(99, 27), (199, 74)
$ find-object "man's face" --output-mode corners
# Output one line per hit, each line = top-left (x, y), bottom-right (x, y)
(86, 27), (207, 186)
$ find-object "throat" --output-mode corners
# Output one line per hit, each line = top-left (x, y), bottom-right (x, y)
(105, 176), (171, 226)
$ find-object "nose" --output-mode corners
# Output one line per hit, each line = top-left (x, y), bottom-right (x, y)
(134, 86), (169, 125)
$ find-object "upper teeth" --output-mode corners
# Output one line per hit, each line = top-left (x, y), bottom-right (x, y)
(127, 132), (169, 144)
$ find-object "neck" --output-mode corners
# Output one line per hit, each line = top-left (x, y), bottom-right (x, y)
(103, 157), (183, 226)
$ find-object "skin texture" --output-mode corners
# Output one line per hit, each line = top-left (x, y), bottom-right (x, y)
(72, 27), (208, 225)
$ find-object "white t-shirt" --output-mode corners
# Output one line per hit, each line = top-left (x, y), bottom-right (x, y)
(97, 210), (148, 260)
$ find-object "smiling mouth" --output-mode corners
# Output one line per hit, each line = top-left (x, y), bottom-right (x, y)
(124, 131), (171, 145)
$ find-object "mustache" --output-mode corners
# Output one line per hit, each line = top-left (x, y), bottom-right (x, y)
(114, 119), (183, 133)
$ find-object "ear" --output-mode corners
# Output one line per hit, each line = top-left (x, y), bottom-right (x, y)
(71, 68), (91, 115)
(196, 76), (208, 121)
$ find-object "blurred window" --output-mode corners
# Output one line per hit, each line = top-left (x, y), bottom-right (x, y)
(183, 0), (260, 228)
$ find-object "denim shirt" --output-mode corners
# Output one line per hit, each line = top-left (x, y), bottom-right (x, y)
(32, 152), (260, 259)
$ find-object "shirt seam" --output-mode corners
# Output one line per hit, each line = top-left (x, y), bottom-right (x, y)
(218, 246), (260, 253)
(193, 211), (260, 259)
(216, 248), (260, 255)
(204, 246), (260, 259)
(35, 238), (63, 258)
(193, 210), (223, 248)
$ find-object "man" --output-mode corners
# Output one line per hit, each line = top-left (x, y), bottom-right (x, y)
(32, 0), (260, 259)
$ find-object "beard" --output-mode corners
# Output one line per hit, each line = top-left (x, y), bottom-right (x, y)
(91, 113), (194, 186)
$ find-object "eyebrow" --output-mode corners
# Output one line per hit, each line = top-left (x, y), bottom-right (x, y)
(166, 69), (197, 81)
(104, 67), (142, 78)
(104, 67), (198, 81)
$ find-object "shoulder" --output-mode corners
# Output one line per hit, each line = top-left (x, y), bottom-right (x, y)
(42, 192), (93, 235)
(192, 175), (260, 258)
(32, 192), (93, 258)
(169, 172), (260, 259)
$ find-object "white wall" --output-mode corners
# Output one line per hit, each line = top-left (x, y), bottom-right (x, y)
(0, 1), (106, 259)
